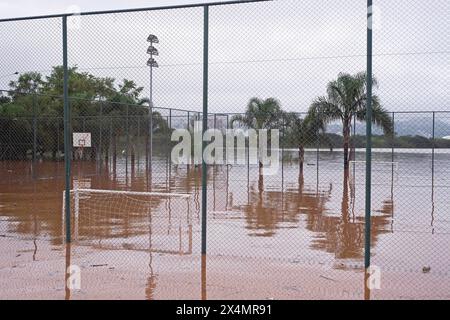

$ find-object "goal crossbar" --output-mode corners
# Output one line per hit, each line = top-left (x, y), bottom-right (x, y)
(73, 189), (191, 199)
(62, 189), (193, 249)
(349, 160), (399, 166)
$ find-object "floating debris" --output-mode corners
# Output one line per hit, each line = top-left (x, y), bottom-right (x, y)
(319, 275), (337, 282)
(90, 264), (108, 268)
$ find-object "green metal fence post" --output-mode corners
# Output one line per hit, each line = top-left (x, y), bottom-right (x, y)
(110, 116), (113, 172)
(186, 111), (192, 170)
(32, 93), (37, 178)
(391, 112), (395, 163)
(137, 114), (140, 173)
(391, 112), (395, 203)
(353, 113), (357, 178)
(213, 114), (217, 211)
(187, 111), (190, 131)
(57, 119), (60, 161)
(432, 112), (435, 184)
(126, 104), (129, 185)
(187, 111), (190, 169)
(353, 113), (356, 161)
(63, 16), (71, 243)
(226, 114), (229, 211)
(168, 109), (172, 191)
(365, 0), (373, 273)
(99, 102), (103, 172)
(316, 112), (320, 193)
(247, 117), (250, 204)
(281, 116), (284, 191)
(201, 4), (209, 255)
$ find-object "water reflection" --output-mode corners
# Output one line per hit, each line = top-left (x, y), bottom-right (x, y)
(145, 247), (157, 300)
(1, 161), (394, 259)
(2, 156), (450, 299)
(65, 242), (71, 301)
(238, 173), (331, 237)
(201, 254), (207, 300)
(306, 170), (391, 262)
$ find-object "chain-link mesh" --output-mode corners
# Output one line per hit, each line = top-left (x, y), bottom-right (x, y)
(1, 0), (450, 300)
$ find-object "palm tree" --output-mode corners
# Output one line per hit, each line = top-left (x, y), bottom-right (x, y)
(138, 98), (169, 134)
(137, 98), (169, 180)
(231, 97), (283, 169)
(283, 112), (332, 178)
(309, 72), (392, 169)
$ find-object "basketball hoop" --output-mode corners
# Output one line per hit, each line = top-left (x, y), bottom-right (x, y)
(73, 133), (91, 161)
(78, 139), (86, 160)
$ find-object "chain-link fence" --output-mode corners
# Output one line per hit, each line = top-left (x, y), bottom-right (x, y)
(1, 0), (450, 300)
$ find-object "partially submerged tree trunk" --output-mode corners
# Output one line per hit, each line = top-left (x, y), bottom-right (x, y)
(298, 144), (305, 176)
(145, 133), (149, 175)
(130, 144), (135, 180)
(104, 143), (109, 173)
(258, 163), (264, 192)
(112, 133), (117, 178)
(343, 121), (351, 170)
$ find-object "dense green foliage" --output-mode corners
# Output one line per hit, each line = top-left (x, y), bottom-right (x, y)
(0, 66), (169, 160)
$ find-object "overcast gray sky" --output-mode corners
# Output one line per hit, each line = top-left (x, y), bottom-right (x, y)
(1, 0), (449, 114)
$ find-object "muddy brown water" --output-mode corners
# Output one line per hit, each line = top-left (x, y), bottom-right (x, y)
(1, 150), (450, 299)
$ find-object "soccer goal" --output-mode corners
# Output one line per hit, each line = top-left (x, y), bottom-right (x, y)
(349, 160), (399, 185)
(62, 189), (194, 255)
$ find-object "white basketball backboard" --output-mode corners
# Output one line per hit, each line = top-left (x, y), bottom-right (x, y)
(73, 132), (91, 148)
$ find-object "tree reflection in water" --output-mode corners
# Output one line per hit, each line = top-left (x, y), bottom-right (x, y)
(232, 168), (392, 265)
(1, 161), (393, 268)
(305, 169), (392, 265)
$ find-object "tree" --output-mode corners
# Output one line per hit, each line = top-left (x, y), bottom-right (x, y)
(283, 111), (332, 178)
(231, 97), (283, 168)
(9, 72), (44, 95)
(0, 94), (11, 104)
(138, 97), (170, 134)
(1, 66), (170, 163)
(231, 97), (283, 192)
(309, 72), (392, 169)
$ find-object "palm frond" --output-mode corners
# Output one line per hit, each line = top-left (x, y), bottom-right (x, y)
(309, 97), (342, 125)
(355, 95), (393, 134)
(230, 114), (248, 129)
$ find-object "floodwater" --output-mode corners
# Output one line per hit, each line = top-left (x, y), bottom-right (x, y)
(1, 149), (450, 299)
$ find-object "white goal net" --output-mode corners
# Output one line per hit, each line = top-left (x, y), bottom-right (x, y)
(349, 161), (399, 185)
(62, 189), (195, 254)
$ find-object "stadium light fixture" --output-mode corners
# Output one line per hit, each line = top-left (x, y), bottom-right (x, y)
(147, 58), (159, 68)
(147, 46), (159, 56)
(146, 34), (160, 104)
(147, 34), (159, 44)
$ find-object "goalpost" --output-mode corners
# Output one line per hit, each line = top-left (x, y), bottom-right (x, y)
(349, 160), (399, 185)
(62, 189), (194, 255)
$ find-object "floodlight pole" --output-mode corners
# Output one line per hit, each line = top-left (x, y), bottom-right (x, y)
(149, 42), (154, 188)
(147, 35), (159, 190)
